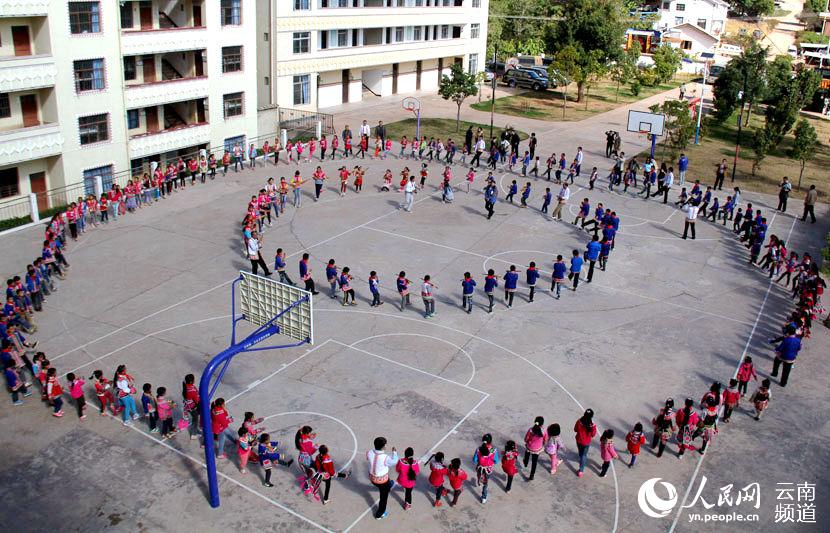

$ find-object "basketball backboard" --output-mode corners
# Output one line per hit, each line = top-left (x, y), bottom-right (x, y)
(239, 271), (313, 344)
(627, 110), (665, 136)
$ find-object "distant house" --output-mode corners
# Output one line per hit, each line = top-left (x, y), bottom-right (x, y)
(653, 0), (728, 36)
(661, 23), (720, 56)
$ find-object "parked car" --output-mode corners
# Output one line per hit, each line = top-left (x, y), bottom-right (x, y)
(487, 61), (509, 77)
(705, 64), (725, 83)
(483, 69), (495, 82)
(517, 66), (560, 88)
(501, 69), (549, 91)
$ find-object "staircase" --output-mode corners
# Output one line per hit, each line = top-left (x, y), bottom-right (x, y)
(163, 104), (186, 129)
(161, 58), (183, 81)
(158, 11), (179, 29)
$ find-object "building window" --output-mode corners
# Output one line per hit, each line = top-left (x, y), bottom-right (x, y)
(472, 0), (480, 6)
(413, 26), (422, 40)
(73, 59), (106, 92)
(675, 16), (684, 24)
(120, 2), (133, 29)
(676, 3), (685, 10)
(294, 0), (310, 9)
(0, 168), (19, 199)
(78, 113), (109, 145)
(395, 27), (404, 43)
(293, 32), (310, 54)
(468, 53), (478, 74)
(440, 25), (449, 39)
(123, 56), (136, 80)
(662, 1), (670, 8)
(83, 165), (112, 194)
(293, 74), (310, 105)
(681, 40), (692, 50)
(336, 29), (348, 48)
(221, 46), (243, 73)
(224, 135), (245, 155)
(263, 32), (269, 41)
(264, 76), (269, 85)
(127, 109), (139, 129)
(220, 0), (241, 26)
(223, 92), (243, 118)
(0, 93), (9, 118)
(697, 18), (706, 29)
(69, 2), (101, 34)
(471, 23), (480, 39)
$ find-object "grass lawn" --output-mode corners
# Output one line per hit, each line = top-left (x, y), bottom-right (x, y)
(640, 110), (830, 197)
(469, 73), (697, 122)
(382, 118), (528, 143)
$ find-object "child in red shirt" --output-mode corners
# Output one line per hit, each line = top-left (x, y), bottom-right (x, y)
(91, 369), (118, 415)
(502, 440), (519, 492)
(625, 423), (646, 467)
(447, 458), (467, 507)
(313, 444), (350, 505)
(722, 378), (741, 422)
(426, 451), (448, 507)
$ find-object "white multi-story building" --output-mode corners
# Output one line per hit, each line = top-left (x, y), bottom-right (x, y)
(0, 0), (258, 211)
(655, 0), (727, 36)
(256, 0), (489, 112)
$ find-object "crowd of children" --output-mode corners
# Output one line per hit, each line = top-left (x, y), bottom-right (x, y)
(2, 127), (826, 523)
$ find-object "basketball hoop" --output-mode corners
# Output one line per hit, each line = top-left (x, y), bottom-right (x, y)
(640, 130), (652, 141)
(401, 96), (421, 116)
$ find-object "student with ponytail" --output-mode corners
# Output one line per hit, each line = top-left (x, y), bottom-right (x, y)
(523, 416), (547, 480)
(395, 447), (420, 510)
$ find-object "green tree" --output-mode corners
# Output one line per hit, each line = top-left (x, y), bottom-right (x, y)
(805, 0), (826, 14)
(751, 127), (774, 175)
(546, 0), (626, 102)
(790, 119), (819, 190)
(611, 45), (641, 101)
(734, 0), (775, 17)
(487, 0), (559, 58)
(712, 43), (768, 123)
(438, 63), (479, 133)
(652, 44), (683, 83)
(763, 55), (793, 105)
(649, 100), (698, 157)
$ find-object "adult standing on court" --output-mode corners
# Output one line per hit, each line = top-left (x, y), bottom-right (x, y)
(401, 176), (417, 212)
(777, 176), (792, 212)
(359, 120), (371, 139)
(771, 325), (801, 387)
(573, 409), (597, 478)
(677, 153), (688, 185)
(681, 199), (700, 240)
(247, 231), (272, 277)
(484, 179), (498, 220)
(375, 120), (386, 144)
(604, 131), (615, 158)
(471, 137), (486, 168)
(661, 166), (674, 204)
(366, 437), (398, 520)
(714, 159), (727, 190)
(465, 125), (473, 155)
(802, 185), (818, 223)
(550, 183), (570, 221)
(528, 133), (538, 159)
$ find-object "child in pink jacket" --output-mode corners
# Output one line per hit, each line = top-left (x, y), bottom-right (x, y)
(395, 447), (420, 510)
(599, 429), (619, 477)
(66, 372), (86, 419)
(523, 416), (547, 481)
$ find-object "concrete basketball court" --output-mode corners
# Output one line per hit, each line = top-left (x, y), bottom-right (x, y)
(0, 131), (828, 532)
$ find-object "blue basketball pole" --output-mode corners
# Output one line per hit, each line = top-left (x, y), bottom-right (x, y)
(650, 133), (657, 159)
(199, 275), (310, 508)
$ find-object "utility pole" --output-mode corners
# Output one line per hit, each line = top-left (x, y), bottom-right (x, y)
(489, 44), (497, 140)
(731, 69), (749, 183)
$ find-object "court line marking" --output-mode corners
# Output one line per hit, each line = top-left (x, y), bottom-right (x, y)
(362, 229), (755, 327)
(89, 400), (335, 532)
(225, 340), (333, 403)
(342, 393), (491, 533)
(667, 213), (791, 533)
(261, 410), (358, 473)
(349, 333), (477, 387)
(67, 315), (231, 374)
(52, 176), (463, 362)
(319, 309), (619, 533)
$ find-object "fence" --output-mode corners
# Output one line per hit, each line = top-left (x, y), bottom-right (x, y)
(0, 114), (335, 231)
(278, 107), (335, 139)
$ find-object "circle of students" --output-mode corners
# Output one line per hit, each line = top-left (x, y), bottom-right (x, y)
(2, 124), (825, 520)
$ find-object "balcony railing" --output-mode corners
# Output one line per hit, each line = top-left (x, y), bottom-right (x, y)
(124, 76), (209, 109)
(0, 0), (49, 16)
(0, 123), (63, 166)
(0, 55), (57, 92)
(128, 122), (210, 159)
(121, 27), (207, 56)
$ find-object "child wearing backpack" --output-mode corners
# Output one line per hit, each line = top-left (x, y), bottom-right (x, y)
(141, 383), (158, 432)
(473, 434), (500, 504)
(544, 423), (564, 475)
(625, 423), (646, 467)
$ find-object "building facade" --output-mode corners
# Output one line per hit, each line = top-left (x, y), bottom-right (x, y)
(655, 0), (727, 36)
(0, 0), (258, 210)
(256, 0), (489, 112)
